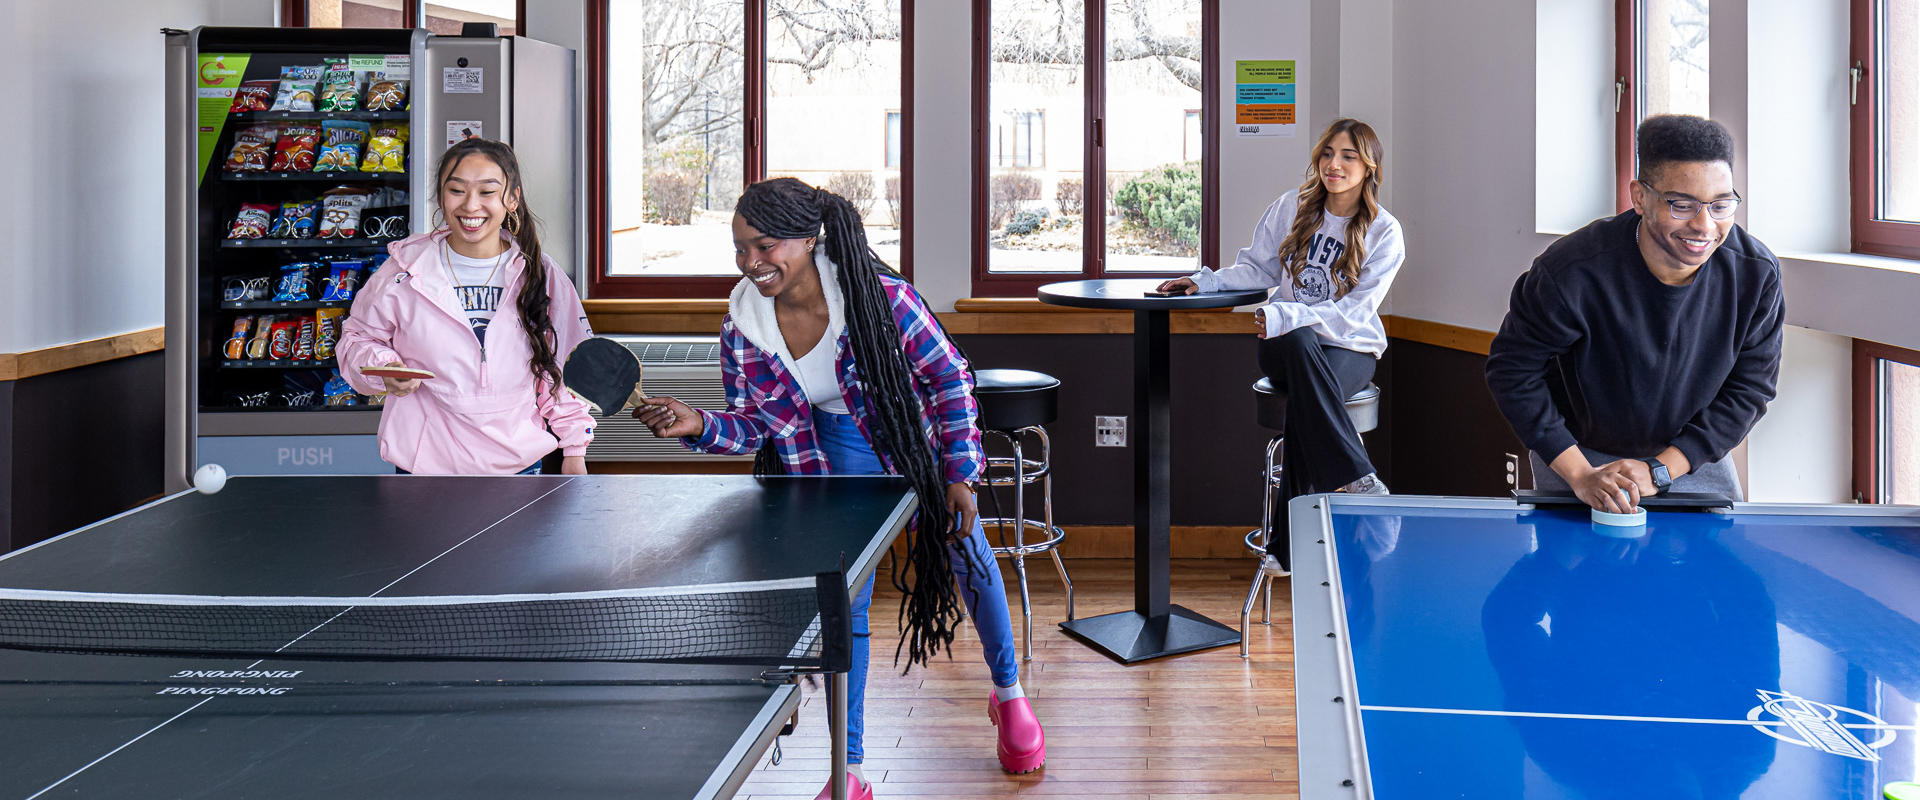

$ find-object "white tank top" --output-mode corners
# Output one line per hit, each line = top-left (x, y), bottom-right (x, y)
(790, 324), (849, 414)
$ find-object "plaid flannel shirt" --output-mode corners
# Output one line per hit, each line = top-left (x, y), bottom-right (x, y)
(686, 273), (985, 484)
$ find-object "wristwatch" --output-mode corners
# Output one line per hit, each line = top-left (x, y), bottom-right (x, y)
(1641, 457), (1673, 494)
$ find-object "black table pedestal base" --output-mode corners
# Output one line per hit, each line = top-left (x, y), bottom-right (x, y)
(1057, 606), (1240, 664)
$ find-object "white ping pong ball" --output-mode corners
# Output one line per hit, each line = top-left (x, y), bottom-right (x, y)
(193, 463), (228, 495)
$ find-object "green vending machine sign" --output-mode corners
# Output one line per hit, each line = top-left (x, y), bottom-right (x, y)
(195, 53), (250, 182)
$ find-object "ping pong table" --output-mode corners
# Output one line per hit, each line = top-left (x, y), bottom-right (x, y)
(0, 474), (915, 799)
(1289, 493), (1920, 798)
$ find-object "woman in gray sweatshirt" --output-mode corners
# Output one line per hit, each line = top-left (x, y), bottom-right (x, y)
(1159, 117), (1406, 571)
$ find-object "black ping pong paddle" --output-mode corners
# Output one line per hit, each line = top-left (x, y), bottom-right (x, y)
(563, 337), (646, 417)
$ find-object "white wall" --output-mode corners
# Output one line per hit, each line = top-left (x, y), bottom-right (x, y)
(1385, 0), (1559, 332)
(1746, 326), (1854, 502)
(1535, 0), (1615, 235)
(1, 0), (273, 354)
(1212, 0), (1314, 286)
(905, 0), (972, 310)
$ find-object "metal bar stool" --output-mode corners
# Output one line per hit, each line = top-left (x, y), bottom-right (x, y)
(973, 368), (1074, 661)
(1241, 377), (1380, 658)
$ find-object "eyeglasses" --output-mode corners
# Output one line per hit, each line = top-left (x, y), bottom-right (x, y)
(1642, 183), (1742, 221)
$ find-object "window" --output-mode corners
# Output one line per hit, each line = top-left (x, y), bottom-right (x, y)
(994, 111), (1045, 168)
(886, 111), (902, 169)
(592, 0), (909, 296)
(1615, 0), (1709, 210)
(423, 2), (519, 36)
(1854, 340), (1920, 503)
(1851, 0), (1920, 259)
(1182, 109), (1202, 163)
(973, 0), (1216, 294)
(289, 0), (408, 27)
(286, 2), (520, 37)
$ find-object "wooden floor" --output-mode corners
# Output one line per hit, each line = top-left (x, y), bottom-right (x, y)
(739, 558), (1299, 799)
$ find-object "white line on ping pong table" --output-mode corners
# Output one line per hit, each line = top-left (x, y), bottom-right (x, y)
(27, 478), (579, 798)
(1361, 705), (1920, 730)
(24, 698), (214, 800)
(246, 478), (579, 668)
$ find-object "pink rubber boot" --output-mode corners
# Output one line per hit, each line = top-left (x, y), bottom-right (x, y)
(987, 690), (1046, 773)
(811, 771), (874, 800)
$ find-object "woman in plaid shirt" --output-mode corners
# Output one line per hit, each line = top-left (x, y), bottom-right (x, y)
(636, 178), (1046, 797)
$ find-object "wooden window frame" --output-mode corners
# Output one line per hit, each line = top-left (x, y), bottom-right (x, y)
(1852, 338), (1920, 503)
(1850, 0), (1920, 260)
(586, 1), (915, 299)
(1613, 0), (1634, 213)
(970, 0), (1219, 297)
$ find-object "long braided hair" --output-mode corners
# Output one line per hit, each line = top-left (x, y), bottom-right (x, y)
(736, 177), (975, 671)
(1275, 118), (1384, 300)
(435, 138), (561, 389)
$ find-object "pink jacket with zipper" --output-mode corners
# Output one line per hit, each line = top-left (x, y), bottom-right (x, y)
(339, 230), (595, 474)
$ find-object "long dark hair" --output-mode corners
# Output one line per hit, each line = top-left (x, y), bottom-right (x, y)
(736, 176), (974, 671)
(435, 138), (560, 390)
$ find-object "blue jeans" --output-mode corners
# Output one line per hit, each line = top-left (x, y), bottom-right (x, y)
(811, 408), (1019, 765)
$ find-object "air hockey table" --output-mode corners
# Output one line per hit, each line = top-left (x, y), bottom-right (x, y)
(1290, 493), (1920, 799)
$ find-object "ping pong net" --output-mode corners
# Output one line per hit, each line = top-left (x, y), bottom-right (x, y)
(0, 573), (852, 674)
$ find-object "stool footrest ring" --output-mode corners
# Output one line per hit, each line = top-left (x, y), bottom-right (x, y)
(980, 517), (1068, 555)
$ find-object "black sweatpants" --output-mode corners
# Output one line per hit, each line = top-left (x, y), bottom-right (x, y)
(1258, 327), (1377, 570)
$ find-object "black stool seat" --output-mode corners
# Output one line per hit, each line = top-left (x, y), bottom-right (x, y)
(974, 369), (1061, 430)
(1252, 377), (1380, 433)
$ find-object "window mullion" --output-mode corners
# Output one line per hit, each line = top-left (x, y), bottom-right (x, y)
(745, 0), (767, 186)
(1085, 0), (1105, 278)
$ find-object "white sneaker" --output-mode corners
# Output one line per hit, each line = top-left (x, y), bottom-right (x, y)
(1341, 473), (1390, 495)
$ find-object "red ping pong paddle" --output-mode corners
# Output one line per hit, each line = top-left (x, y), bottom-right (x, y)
(564, 337), (646, 417)
(359, 365), (436, 380)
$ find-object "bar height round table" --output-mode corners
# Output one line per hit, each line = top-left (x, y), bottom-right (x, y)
(1037, 278), (1270, 663)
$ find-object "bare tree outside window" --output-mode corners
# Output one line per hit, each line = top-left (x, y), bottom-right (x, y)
(606, 0), (1200, 278)
(609, 0), (746, 277)
(984, 0), (1203, 274)
(767, 0), (904, 269)
(1637, 0), (1709, 130)
(1104, 0), (1203, 272)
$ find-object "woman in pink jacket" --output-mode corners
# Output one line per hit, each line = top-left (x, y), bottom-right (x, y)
(338, 138), (594, 475)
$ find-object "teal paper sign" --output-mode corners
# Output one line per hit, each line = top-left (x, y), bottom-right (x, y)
(1236, 84), (1296, 104)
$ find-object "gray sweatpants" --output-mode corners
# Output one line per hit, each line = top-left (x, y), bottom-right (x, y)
(1529, 446), (1743, 501)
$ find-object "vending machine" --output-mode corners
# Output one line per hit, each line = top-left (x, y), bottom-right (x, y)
(163, 26), (581, 491)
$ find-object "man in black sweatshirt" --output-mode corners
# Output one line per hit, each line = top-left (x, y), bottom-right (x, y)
(1486, 115), (1785, 513)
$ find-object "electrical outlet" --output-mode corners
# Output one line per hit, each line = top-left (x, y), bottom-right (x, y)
(1504, 452), (1520, 488)
(1095, 415), (1127, 447)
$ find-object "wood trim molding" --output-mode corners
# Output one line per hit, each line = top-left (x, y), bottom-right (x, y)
(1383, 315), (1496, 355)
(584, 299), (729, 334)
(585, 295), (1502, 353)
(585, 300), (731, 314)
(889, 524), (1252, 561)
(0, 328), (165, 382)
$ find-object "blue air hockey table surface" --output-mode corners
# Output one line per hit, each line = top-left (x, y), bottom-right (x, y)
(1289, 494), (1920, 799)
